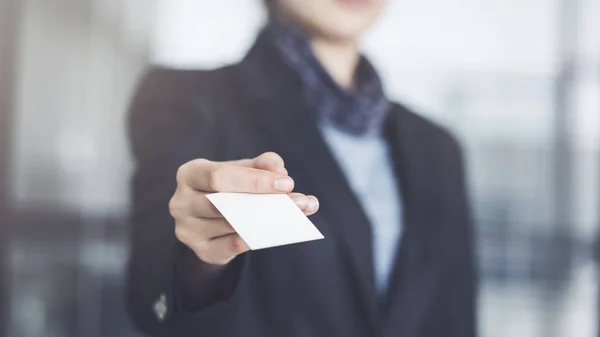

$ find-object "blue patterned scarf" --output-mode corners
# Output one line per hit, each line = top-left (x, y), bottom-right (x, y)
(263, 16), (390, 136)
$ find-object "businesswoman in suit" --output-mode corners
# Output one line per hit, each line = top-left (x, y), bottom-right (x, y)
(127, 0), (477, 336)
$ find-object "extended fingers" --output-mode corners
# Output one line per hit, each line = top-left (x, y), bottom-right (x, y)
(181, 159), (294, 193)
(289, 193), (320, 216)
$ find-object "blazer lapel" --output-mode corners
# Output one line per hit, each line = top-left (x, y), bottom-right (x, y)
(235, 35), (381, 333)
(380, 106), (444, 336)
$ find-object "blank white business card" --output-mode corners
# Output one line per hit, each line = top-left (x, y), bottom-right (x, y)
(206, 193), (324, 250)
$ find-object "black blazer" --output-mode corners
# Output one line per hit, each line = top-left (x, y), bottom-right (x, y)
(126, 34), (477, 337)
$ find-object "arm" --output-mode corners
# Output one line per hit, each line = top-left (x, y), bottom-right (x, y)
(125, 68), (242, 335)
(425, 136), (478, 337)
(125, 68), (316, 336)
(176, 245), (244, 312)
(448, 141), (478, 337)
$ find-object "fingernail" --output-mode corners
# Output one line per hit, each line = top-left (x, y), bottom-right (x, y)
(291, 196), (308, 209)
(274, 177), (294, 191)
(307, 197), (319, 211)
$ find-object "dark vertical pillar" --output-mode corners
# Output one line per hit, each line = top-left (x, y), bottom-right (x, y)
(0, 0), (21, 335)
(0, 1), (18, 212)
(552, 0), (579, 232)
(544, 1), (580, 337)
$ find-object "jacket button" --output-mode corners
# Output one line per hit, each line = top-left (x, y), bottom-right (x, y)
(153, 293), (168, 322)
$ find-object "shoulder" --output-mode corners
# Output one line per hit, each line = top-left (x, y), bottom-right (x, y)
(132, 65), (238, 106)
(388, 103), (471, 216)
(127, 65), (240, 162)
(388, 102), (466, 168)
(128, 64), (241, 129)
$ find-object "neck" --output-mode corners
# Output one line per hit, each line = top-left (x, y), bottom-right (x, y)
(310, 37), (360, 90)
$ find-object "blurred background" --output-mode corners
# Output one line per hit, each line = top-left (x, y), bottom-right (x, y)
(1, 0), (599, 336)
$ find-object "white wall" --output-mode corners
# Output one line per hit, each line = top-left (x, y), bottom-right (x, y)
(152, 0), (560, 73)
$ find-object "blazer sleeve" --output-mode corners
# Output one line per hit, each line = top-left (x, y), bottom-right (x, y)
(125, 68), (247, 336)
(427, 135), (478, 337)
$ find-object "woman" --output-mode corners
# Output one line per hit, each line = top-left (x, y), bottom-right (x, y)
(127, 0), (477, 336)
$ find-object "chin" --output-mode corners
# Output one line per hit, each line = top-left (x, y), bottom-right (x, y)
(279, 0), (384, 42)
(307, 14), (379, 42)
(314, 22), (367, 42)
